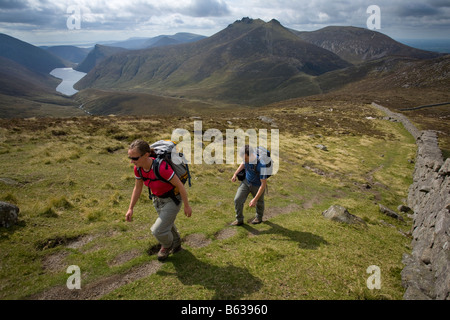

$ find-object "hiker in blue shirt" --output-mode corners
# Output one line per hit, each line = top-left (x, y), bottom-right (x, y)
(231, 145), (270, 225)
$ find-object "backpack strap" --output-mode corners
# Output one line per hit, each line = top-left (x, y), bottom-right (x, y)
(250, 153), (271, 195)
(151, 157), (181, 205)
(137, 159), (179, 205)
(137, 166), (156, 200)
(152, 157), (169, 183)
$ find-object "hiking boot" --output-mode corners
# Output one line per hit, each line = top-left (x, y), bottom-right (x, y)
(172, 244), (183, 254)
(157, 246), (172, 261)
(250, 217), (262, 225)
(230, 220), (243, 226)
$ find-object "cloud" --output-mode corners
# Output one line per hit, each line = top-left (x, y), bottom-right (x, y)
(0, 0), (449, 44)
(429, 0), (450, 8)
(0, 0), (229, 31)
(0, 0), (28, 10)
(185, 0), (230, 17)
(395, 2), (440, 18)
(225, 0), (367, 27)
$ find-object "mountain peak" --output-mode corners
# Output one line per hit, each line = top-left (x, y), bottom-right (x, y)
(232, 17), (282, 26)
(268, 18), (281, 25)
(237, 17), (255, 24)
(295, 26), (442, 63)
(229, 17), (266, 27)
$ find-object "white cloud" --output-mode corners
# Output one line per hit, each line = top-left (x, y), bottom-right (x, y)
(0, 0), (449, 44)
(317, 12), (329, 22)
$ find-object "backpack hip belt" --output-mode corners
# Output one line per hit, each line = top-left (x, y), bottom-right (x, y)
(154, 188), (181, 206)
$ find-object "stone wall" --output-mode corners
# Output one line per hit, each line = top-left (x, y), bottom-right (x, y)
(372, 103), (450, 300)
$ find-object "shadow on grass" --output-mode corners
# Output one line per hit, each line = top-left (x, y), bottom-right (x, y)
(0, 220), (27, 241)
(243, 221), (328, 250)
(157, 249), (263, 299)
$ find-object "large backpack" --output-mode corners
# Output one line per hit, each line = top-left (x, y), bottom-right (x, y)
(137, 140), (191, 205)
(254, 146), (273, 178)
(238, 146), (273, 181)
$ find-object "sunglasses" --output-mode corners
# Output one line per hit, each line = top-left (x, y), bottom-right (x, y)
(128, 154), (144, 161)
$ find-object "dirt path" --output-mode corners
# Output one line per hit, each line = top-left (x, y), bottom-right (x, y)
(30, 203), (301, 300)
(30, 260), (162, 300)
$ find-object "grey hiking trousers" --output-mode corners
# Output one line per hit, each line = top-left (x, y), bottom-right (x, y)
(234, 179), (265, 223)
(151, 195), (182, 249)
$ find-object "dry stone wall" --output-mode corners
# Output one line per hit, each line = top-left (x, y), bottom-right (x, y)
(372, 103), (450, 300)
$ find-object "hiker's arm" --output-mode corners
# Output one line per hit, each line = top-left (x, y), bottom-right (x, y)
(249, 179), (267, 207)
(126, 178), (144, 222)
(231, 163), (245, 182)
(170, 175), (192, 218)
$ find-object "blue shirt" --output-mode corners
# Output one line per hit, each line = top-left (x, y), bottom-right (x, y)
(244, 159), (270, 187)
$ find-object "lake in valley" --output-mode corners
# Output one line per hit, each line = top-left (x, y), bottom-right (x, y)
(50, 68), (86, 96)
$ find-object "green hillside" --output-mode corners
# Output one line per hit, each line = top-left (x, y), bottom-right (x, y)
(0, 33), (66, 74)
(0, 100), (416, 300)
(73, 88), (238, 116)
(75, 18), (351, 106)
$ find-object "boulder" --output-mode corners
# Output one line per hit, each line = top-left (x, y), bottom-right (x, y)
(379, 204), (404, 221)
(315, 144), (328, 151)
(322, 205), (366, 226)
(0, 201), (19, 228)
(257, 116), (277, 127)
(398, 205), (412, 213)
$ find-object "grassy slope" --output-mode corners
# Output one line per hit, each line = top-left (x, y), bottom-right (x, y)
(0, 101), (416, 300)
(73, 89), (243, 117)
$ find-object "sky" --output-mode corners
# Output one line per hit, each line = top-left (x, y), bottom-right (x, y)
(0, 0), (449, 46)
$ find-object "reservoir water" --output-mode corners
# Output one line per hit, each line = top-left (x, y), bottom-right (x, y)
(50, 68), (87, 96)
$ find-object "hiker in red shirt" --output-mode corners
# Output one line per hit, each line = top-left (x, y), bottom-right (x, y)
(126, 139), (192, 261)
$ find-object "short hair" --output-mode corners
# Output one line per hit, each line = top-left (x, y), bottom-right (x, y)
(129, 139), (150, 155)
(239, 144), (256, 158)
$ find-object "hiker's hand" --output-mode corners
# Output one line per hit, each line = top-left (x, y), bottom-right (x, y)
(184, 205), (192, 218)
(231, 175), (237, 182)
(125, 209), (133, 222)
(249, 198), (257, 207)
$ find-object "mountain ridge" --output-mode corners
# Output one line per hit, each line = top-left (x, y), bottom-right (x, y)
(0, 18), (448, 118)
(0, 33), (67, 74)
(75, 44), (129, 73)
(42, 45), (91, 65)
(75, 18), (445, 107)
(75, 18), (352, 105)
(293, 26), (442, 64)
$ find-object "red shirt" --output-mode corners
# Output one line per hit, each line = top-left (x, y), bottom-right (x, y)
(134, 158), (175, 197)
